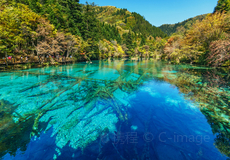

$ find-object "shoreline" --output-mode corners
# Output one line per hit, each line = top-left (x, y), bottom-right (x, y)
(0, 60), (76, 71)
(0, 58), (229, 72)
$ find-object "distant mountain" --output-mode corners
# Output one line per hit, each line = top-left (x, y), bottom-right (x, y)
(159, 14), (207, 36)
(94, 6), (167, 38)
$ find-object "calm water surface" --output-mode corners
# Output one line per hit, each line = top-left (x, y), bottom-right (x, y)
(0, 60), (229, 160)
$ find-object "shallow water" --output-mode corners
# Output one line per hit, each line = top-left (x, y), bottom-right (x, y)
(0, 59), (229, 160)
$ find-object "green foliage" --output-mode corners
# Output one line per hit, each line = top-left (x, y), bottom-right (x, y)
(12, 0), (83, 36)
(112, 8), (128, 16)
(94, 6), (167, 38)
(98, 39), (125, 59)
(8, 0), (123, 58)
(215, 0), (230, 12)
(159, 14), (207, 36)
(99, 23), (122, 44)
(5, 0), (230, 66)
(161, 11), (230, 66)
(125, 30), (134, 50)
(0, 2), (42, 57)
(131, 12), (167, 38)
(140, 35), (146, 46)
(157, 1), (230, 66)
(81, 2), (99, 41)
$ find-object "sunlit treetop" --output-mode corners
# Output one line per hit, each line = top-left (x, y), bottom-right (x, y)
(214, 0), (230, 12)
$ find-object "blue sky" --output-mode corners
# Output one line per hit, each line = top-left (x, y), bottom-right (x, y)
(82, 0), (218, 27)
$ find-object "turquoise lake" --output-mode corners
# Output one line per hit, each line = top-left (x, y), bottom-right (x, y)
(0, 59), (229, 160)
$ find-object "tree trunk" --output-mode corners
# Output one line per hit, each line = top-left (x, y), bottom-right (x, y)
(5, 52), (8, 67)
(32, 41), (41, 64)
(66, 48), (71, 58)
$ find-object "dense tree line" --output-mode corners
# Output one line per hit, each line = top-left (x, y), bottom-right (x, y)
(0, 1), (83, 64)
(12, 0), (121, 43)
(131, 12), (167, 38)
(1, 0), (229, 67)
(112, 8), (128, 16)
(159, 14), (207, 36)
(95, 6), (167, 38)
(0, 0), (168, 63)
(162, 11), (230, 66)
(158, 0), (230, 66)
(0, 0), (125, 61)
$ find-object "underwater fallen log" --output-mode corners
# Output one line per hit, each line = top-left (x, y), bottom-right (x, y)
(39, 79), (82, 112)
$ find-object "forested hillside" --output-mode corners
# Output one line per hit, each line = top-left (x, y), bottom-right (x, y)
(0, 0), (229, 67)
(159, 14), (207, 36)
(95, 6), (167, 38)
(10, 1), (166, 40)
(161, 12), (230, 66)
(0, 0), (168, 64)
(8, 0), (122, 42)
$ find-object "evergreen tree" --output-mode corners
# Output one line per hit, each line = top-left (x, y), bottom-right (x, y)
(214, 0), (230, 12)
(125, 30), (134, 50)
(140, 35), (146, 46)
(81, 2), (99, 41)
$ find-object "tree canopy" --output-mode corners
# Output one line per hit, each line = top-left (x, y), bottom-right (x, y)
(214, 0), (230, 12)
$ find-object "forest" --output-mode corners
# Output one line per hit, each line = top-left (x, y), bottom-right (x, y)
(0, 0), (230, 67)
(159, 14), (207, 36)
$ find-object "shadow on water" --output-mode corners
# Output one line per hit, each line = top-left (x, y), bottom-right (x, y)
(0, 59), (229, 160)
(0, 99), (34, 158)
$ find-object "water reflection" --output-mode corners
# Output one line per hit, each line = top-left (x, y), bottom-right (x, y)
(162, 67), (230, 158)
(0, 60), (229, 159)
(0, 100), (34, 158)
